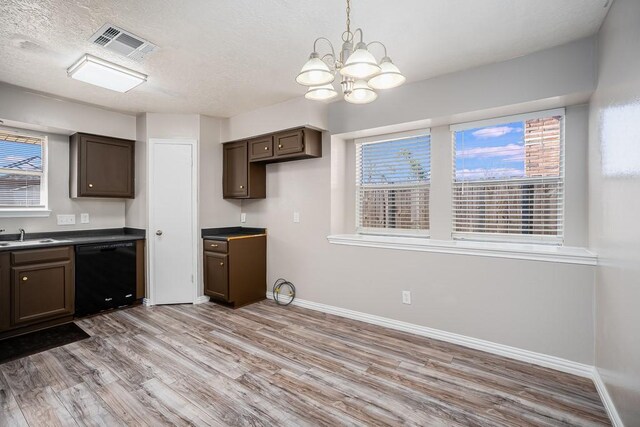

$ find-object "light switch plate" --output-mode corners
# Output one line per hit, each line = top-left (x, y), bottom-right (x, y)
(402, 291), (412, 305)
(240, 213), (246, 223)
(293, 211), (300, 223)
(57, 214), (76, 225)
(80, 213), (90, 224)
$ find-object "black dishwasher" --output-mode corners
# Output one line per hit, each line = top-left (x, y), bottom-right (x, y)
(75, 241), (137, 317)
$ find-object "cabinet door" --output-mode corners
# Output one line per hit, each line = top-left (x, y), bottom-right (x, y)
(11, 260), (74, 326)
(223, 141), (248, 198)
(80, 134), (135, 198)
(0, 254), (9, 331)
(204, 252), (228, 300)
(249, 136), (274, 161)
(275, 129), (304, 156)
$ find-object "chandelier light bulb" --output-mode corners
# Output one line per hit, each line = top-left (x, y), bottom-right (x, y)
(296, 53), (335, 86)
(367, 57), (406, 90)
(305, 84), (338, 101)
(344, 79), (377, 104)
(340, 42), (381, 80)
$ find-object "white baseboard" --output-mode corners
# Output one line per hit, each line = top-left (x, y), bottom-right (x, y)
(194, 295), (210, 305)
(592, 367), (624, 427)
(265, 292), (593, 378)
(142, 298), (152, 306)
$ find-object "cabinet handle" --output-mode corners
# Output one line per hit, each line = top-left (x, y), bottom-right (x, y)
(278, 144), (283, 148)
(88, 183), (94, 188)
(210, 244), (219, 247)
(239, 185), (244, 189)
(219, 262), (224, 266)
(22, 276), (28, 281)
(264, 146), (269, 151)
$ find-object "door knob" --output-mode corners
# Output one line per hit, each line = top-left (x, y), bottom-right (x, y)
(156, 230), (163, 236)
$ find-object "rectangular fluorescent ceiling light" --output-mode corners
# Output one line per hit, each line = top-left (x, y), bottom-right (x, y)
(67, 54), (147, 92)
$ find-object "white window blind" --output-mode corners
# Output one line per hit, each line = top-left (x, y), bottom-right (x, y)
(0, 131), (47, 208)
(356, 132), (430, 235)
(451, 110), (564, 244)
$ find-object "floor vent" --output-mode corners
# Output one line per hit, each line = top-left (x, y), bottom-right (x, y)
(89, 24), (157, 61)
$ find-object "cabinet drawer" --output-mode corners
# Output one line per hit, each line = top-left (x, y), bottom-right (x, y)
(204, 240), (228, 253)
(275, 129), (304, 156)
(249, 136), (274, 161)
(11, 246), (72, 266)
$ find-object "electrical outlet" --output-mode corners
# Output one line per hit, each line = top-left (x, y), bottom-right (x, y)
(240, 213), (246, 223)
(402, 291), (412, 305)
(80, 213), (90, 224)
(57, 214), (76, 225)
(293, 211), (300, 223)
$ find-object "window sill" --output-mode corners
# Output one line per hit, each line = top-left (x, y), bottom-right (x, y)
(326, 234), (597, 265)
(0, 209), (52, 218)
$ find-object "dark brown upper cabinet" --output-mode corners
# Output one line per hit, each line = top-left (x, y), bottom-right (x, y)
(223, 141), (266, 199)
(252, 127), (322, 163)
(249, 135), (274, 161)
(69, 132), (135, 198)
(223, 127), (321, 199)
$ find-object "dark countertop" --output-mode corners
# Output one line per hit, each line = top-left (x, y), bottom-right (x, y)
(0, 228), (145, 252)
(201, 227), (266, 241)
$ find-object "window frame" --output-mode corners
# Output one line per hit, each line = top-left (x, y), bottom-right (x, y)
(450, 108), (566, 245)
(0, 129), (50, 218)
(354, 128), (431, 238)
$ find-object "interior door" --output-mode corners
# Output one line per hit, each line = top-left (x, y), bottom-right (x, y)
(150, 140), (196, 305)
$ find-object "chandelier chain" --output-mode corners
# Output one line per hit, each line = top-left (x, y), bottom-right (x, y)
(346, 0), (351, 36)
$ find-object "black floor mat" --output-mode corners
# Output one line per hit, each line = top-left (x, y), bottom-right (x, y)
(0, 323), (90, 365)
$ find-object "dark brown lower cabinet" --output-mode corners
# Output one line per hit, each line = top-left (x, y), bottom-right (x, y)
(11, 260), (74, 326)
(0, 246), (74, 338)
(203, 235), (266, 308)
(0, 253), (10, 332)
(204, 252), (228, 300)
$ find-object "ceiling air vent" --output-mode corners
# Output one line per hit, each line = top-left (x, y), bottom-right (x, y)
(89, 24), (157, 61)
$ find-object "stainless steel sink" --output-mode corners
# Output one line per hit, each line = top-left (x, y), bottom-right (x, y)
(0, 239), (70, 248)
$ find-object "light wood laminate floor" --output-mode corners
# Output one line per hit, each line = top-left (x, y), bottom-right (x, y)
(0, 301), (610, 426)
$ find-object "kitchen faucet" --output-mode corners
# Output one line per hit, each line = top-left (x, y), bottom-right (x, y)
(18, 228), (26, 242)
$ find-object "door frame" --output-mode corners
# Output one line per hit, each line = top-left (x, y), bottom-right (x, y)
(147, 138), (199, 306)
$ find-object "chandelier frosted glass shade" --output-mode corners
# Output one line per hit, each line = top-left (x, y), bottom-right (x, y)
(296, 53), (335, 86)
(340, 42), (381, 80)
(305, 84), (338, 101)
(344, 80), (377, 104)
(368, 57), (406, 90)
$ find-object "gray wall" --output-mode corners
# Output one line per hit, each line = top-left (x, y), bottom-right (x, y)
(0, 82), (136, 234)
(233, 38), (597, 363)
(589, 0), (640, 424)
(0, 131), (126, 233)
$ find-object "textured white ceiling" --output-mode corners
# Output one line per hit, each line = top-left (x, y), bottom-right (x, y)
(0, 0), (609, 118)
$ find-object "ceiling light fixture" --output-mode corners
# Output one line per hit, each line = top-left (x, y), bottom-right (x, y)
(296, 0), (405, 104)
(67, 54), (147, 92)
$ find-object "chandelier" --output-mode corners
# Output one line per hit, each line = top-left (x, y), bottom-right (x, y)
(295, 0), (405, 104)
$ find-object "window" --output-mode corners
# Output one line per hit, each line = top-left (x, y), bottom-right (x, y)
(0, 131), (47, 211)
(356, 130), (430, 236)
(451, 110), (564, 244)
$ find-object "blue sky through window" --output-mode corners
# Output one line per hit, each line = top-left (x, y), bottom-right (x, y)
(455, 121), (525, 181)
(0, 139), (42, 171)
